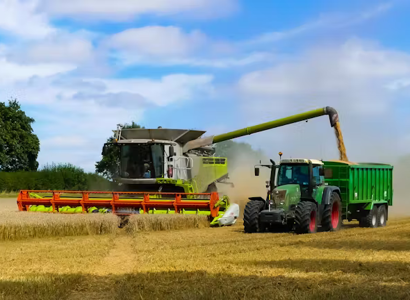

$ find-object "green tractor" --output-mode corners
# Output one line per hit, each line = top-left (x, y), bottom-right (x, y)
(244, 156), (393, 234)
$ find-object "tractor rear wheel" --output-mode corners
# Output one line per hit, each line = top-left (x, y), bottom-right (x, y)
(321, 192), (342, 232)
(243, 200), (264, 233)
(295, 201), (318, 234)
(359, 206), (378, 228)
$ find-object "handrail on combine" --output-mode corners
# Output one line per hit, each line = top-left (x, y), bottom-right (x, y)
(17, 190), (221, 217)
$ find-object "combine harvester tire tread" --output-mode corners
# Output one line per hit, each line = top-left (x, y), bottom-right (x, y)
(243, 201), (264, 233)
(321, 192), (342, 232)
(295, 201), (318, 234)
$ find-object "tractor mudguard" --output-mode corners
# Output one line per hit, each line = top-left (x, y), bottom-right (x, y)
(321, 186), (341, 205)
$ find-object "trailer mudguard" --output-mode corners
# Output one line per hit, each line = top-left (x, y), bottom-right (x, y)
(364, 201), (389, 211)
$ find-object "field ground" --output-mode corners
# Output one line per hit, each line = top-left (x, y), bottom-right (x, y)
(1, 198), (410, 300)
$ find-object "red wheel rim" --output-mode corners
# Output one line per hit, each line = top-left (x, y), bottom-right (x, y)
(309, 210), (316, 232)
(331, 201), (339, 229)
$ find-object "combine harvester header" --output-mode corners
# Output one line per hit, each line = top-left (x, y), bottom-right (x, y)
(17, 107), (342, 227)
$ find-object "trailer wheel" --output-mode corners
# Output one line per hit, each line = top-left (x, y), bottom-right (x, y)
(321, 192), (342, 232)
(359, 206), (378, 228)
(295, 201), (318, 234)
(243, 200), (264, 233)
(377, 205), (387, 227)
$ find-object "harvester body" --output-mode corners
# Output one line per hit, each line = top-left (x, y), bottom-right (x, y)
(18, 106), (345, 227)
(245, 158), (393, 233)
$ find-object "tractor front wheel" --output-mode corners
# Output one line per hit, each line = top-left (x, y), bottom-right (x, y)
(321, 192), (342, 232)
(243, 200), (264, 233)
(295, 201), (318, 234)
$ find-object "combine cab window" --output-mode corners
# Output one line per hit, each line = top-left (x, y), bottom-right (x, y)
(120, 144), (164, 179)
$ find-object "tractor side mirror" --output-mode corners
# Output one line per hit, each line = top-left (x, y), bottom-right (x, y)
(169, 145), (175, 157)
(254, 167), (260, 176)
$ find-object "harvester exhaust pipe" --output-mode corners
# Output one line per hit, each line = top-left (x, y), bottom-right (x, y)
(183, 106), (341, 151)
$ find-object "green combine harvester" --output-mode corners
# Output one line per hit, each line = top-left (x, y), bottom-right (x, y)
(245, 158), (393, 233)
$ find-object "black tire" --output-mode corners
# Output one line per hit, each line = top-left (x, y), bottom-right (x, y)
(377, 205), (387, 227)
(321, 192), (342, 232)
(359, 206), (378, 228)
(294, 201), (318, 234)
(243, 200), (265, 233)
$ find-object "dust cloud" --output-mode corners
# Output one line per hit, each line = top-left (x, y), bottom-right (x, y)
(216, 152), (272, 219)
(390, 156), (410, 217)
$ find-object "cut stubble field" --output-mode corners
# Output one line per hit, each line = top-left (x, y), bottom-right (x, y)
(1, 198), (410, 300)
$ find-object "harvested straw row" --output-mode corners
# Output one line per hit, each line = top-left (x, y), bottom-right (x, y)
(125, 214), (210, 234)
(0, 212), (120, 241)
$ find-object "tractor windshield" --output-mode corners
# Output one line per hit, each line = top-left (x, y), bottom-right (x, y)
(277, 164), (310, 186)
(120, 144), (164, 179)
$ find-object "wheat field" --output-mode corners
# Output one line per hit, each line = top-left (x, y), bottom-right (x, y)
(0, 194), (409, 300)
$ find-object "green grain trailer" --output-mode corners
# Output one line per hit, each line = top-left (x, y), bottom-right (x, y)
(323, 160), (393, 228)
(244, 158), (394, 234)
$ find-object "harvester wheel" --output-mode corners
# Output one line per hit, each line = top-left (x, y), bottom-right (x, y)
(377, 205), (387, 227)
(243, 200), (264, 233)
(359, 206), (378, 228)
(295, 201), (318, 234)
(321, 192), (342, 232)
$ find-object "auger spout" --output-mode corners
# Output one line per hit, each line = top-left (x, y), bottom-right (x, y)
(183, 106), (340, 151)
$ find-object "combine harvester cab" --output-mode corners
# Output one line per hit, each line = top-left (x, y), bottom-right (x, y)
(18, 106), (346, 227)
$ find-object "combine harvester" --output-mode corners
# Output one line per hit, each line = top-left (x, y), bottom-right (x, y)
(18, 107), (344, 227)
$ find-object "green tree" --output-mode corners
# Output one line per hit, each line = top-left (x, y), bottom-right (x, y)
(95, 122), (144, 180)
(0, 99), (40, 171)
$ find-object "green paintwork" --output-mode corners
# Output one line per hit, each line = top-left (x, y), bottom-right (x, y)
(213, 108), (328, 144)
(323, 160), (394, 212)
(272, 185), (301, 211)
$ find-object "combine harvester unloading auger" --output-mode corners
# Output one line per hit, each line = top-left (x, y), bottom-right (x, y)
(17, 107), (342, 227)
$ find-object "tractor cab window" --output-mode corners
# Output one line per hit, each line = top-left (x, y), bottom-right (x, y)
(120, 143), (164, 179)
(277, 164), (310, 186)
(312, 165), (324, 185)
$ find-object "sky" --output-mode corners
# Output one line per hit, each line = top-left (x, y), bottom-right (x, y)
(1, 0), (410, 172)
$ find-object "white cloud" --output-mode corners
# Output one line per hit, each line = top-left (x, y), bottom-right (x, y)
(0, 57), (75, 85)
(93, 74), (214, 106)
(1, 72), (214, 171)
(106, 26), (207, 57)
(37, 0), (238, 21)
(9, 34), (94, 64)
(235, 38), (410, 162)
(238, 38), (410, 115)
(0, 0), (54, 39)
(105, 25), (273, 68)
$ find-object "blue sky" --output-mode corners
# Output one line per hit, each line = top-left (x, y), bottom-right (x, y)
(0, 0), (409, 171)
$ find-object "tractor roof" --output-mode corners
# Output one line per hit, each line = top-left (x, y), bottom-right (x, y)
(280, 158), (324, 165)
